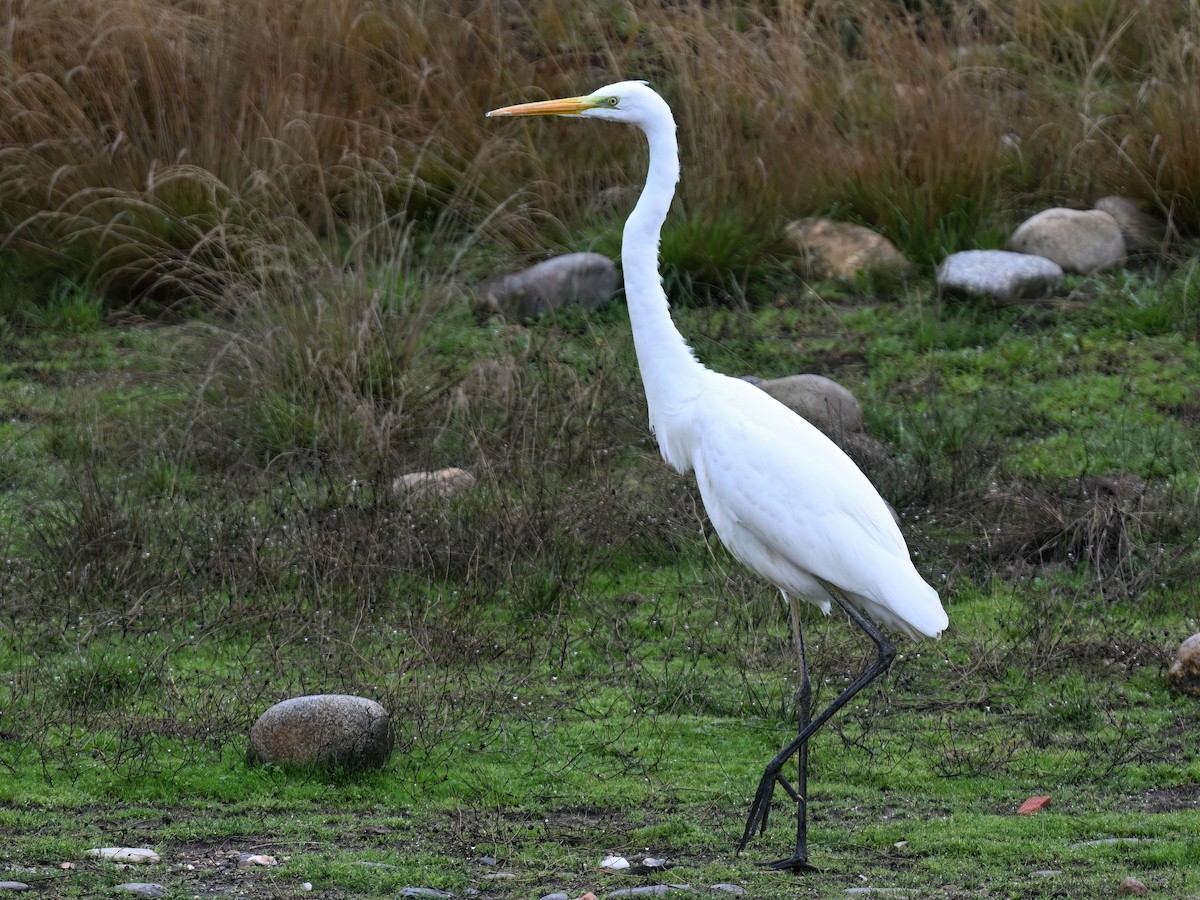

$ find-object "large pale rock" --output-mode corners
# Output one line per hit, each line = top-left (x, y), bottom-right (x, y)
(481, 252), (618, 319)
(937, 250), (1064, 301)
(1166, 633), (1200, 697)
(754, 374), (864, 434)
(785, 218), (914, 280)
(1095, 196), (1164, 254)
(1007, 208), (1126, 274)
(248, 695), (393, 771)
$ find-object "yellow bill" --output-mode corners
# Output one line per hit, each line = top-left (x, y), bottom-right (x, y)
(486, 95), (594, 118)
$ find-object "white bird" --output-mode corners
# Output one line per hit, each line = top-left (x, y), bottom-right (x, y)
(488, 81), (948, 873)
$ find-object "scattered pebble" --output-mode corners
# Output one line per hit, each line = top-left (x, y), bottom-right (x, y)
(1118, 877), (1148, 896)
(538, 894), (569, 900)
(710, 886), (745, 895)
(115, 884), (165, 898)
(237, 853), (277, 867)
(86, 848), (161, 864)
(478, 856), (499, 866)
(641, 858), (668, 869)
(301, 884), (313, 892)
(0, 883), (30, 892)
(600, 855), (630, 871)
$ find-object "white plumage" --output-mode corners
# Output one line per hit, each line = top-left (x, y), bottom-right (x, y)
(489, 80), (947, 872)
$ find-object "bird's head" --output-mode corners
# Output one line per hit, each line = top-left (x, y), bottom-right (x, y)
(487, 80), (668, 129)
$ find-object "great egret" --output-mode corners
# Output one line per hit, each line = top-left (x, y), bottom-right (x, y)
(488, 81), (948, 873)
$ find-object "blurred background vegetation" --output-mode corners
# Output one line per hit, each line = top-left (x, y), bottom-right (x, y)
(2, 0), (1199, 308)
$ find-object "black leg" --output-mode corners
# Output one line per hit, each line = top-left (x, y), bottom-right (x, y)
(737, 590), (896, 871)
(787, 598), (817, 872)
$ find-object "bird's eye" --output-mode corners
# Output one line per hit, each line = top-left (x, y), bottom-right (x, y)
(606, 96), (619, 107)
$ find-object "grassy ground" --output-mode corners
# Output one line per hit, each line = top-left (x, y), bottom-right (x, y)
(0, 1), (1199, 897)
(0, 273), (1198, 897)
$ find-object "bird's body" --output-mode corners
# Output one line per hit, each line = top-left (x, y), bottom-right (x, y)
(489, 80), (947, 872)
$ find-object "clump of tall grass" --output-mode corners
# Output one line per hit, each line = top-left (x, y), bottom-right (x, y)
(2, 0), (1198, 312)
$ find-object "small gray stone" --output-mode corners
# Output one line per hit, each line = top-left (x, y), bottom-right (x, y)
(481, 252), (618, 319)
(116, 885), (166, 898)
(937, 250), (1064, 301)
(709, 886), (746, 895)
(1007, 207), (1125, 273)
(248, 694), (393, 772)
(755, 374), (864, 434)
(0, 884), (30, 892)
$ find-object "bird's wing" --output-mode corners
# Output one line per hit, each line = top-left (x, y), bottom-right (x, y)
(688, 376), (940, 633)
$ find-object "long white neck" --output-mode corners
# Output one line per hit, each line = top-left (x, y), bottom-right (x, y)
(622, 108), (705, 470)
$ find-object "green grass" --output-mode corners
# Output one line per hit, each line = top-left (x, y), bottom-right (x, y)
(1, 271), (1198, 897)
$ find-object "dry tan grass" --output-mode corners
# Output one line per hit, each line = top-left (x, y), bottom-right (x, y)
(0, 0), (1196, 307)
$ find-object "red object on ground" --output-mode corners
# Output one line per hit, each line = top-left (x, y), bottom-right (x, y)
(1016, 795), (1052, 814)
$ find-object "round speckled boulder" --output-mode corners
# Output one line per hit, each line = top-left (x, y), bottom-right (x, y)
(248, 694), (393, 771)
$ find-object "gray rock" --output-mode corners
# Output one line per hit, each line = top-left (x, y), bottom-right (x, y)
(1167, 633), (1200, 696)
(116, 885), (166, 898)
(392, 467), (476, 501)
(248, 694), (393, 772)
(785, 218), (914, 280)
(1007, 207), (1126, 273)
(709, 886), (746, 895)
(0, 884), (30, 892)
(937, 250), (1064, 301)
(755, 374), (864, 434)
(481, 252), (618, 319)
(1095, 196), (1164, 253)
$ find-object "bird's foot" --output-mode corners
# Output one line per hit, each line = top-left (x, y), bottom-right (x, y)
(759, 855), (819, 874)
(737, 768), (785, 852)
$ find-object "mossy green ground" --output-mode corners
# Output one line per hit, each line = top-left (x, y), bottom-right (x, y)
(1, 274), (1199, 898)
